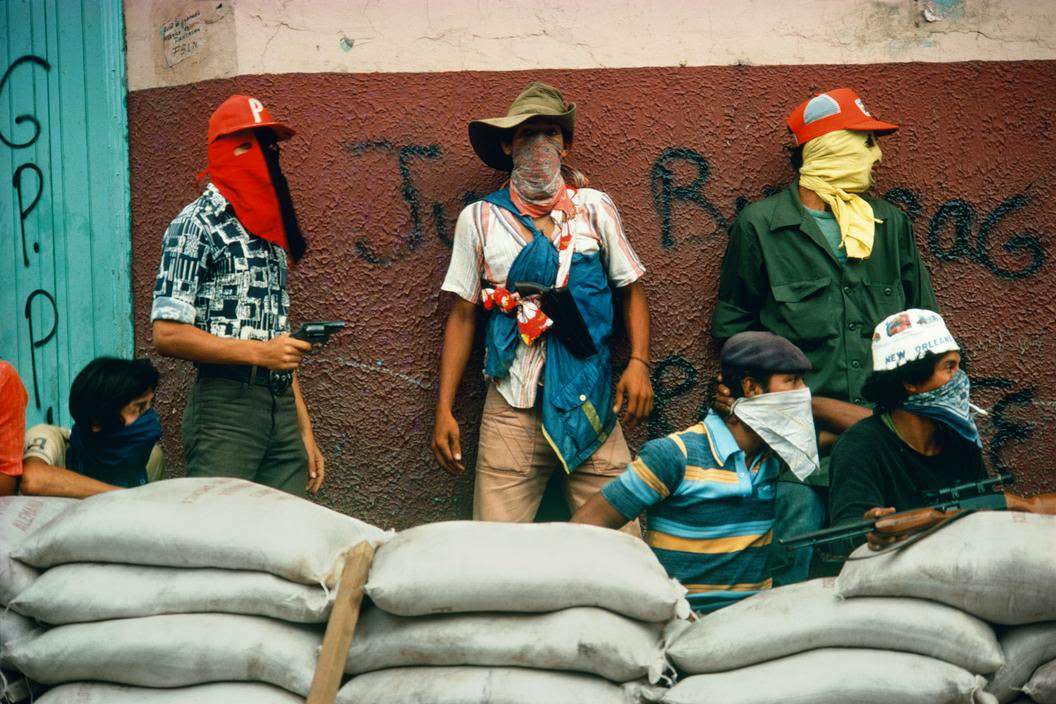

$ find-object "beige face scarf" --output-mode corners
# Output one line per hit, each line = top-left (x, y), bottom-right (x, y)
(798, 130), (883, 259)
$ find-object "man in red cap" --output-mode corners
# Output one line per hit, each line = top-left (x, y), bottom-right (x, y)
(711, 88), (938, 584)
(151, 95), (323, 496)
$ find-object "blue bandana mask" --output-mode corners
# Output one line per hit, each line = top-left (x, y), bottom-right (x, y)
(68, 409), (164, 487)
(901, 370), (981, 448)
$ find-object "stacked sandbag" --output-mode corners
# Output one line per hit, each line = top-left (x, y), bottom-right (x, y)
(1, 477), (390, 699)
(0, 496), (77, 703)
(833, 513), (1056, 703)
(1023, 659), (1056, 704)
(338, 521), (685, 703)
(987, 622), (1056, 703)
(664, 578), (1001, 704)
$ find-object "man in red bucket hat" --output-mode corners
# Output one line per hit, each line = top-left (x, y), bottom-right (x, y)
(151, 95), (324, 496)
(710, 88), (938, 584)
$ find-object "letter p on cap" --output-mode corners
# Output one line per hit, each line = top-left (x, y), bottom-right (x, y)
(248, 98), (265, 123)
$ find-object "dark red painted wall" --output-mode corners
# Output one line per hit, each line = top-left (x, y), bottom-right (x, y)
(129, 62), (1056, 529)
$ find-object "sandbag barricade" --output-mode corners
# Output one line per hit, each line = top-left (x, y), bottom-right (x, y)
(0, 496), (76, 604)
(986, 622), (1056, 703)
(10, 563), (332, 624)
(344, 521), (679, 699)
(35, 682), (306, 703)
(13, 477), (390, 587)
(1, 479), (391, 700)
(667, 578), (1003, 675)
(337, 666), (661, 704)
(345, 606), (668, 683)
(662, 648), (996, 704)
(366, 521), (689, 621)
(1023, 658), (1056, 704)
(836, 513), (1056, 625)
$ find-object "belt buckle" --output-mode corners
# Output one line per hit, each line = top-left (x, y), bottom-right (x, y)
(269, 370), (293, 394)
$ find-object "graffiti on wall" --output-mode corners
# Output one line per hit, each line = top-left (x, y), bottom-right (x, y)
(3, 54), (58, 423)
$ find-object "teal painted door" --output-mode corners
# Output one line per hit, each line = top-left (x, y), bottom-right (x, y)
(1, 0), (132, 427)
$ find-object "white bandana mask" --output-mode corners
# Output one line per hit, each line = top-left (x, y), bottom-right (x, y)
(731, 387), (819, 481)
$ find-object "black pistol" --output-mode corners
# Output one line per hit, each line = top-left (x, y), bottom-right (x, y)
(513, 282), (597, 359)
(291, 321), (347, 346)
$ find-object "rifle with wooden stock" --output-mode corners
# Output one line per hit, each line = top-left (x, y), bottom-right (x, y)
(780, 472), (1056, 551)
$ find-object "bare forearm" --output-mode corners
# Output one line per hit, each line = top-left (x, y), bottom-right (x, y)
(621, 282), (651, 360)
(570, 492), (629, 530)
(436, 300), (477, 416)
(153, 320), (263, 366)
(21, 459), (120, 499)
(812, 396), (871, 434)
(292, 374), (312, 434)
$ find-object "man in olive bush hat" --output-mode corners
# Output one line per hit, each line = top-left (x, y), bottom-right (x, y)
(432, 81), (653, 532)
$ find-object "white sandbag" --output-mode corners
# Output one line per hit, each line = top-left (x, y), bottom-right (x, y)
(836, 512), (1056, 625)
(0, 496), (76, 603)
(667, 578), (1003, 674)
(1, 609), (42, 653)
(13, 477), (388, 587)
(663, 648), (996, 704)
(11, 562), (331, 624)
(0, 612), (321, 696)
(336, 666), (651, 704)
(1023, 659), (1056, 704)
(36, 682), (305, 703)
(346, 606), (668, 683)
(987, 622), (1056, 703)
(366, 521), (688, 621)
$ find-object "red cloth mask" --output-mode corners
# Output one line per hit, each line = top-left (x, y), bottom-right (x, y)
(202, 131), (306, 260)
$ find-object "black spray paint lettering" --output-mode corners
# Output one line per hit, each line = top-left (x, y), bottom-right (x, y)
(650, 147), (785, 248)
(344, 140), (441, 265)
(0, 55), (51, 148)
(23, 289), (57, 421)
(13, 163), (44, 266)
(970, 376), (1036, 474)
(883, 187), (1046, 280)
(4, 55), (57, 422)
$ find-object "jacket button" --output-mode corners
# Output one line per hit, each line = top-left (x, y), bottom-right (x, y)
(851, 360), (861, 369)
(843, 286), (853, 295)
(884, 287), (893, 295)
(579, 394), (587, 402)
(848, 322), (857, 331)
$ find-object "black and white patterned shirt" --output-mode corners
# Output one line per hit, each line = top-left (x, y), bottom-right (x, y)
(151, 184), (290, 341)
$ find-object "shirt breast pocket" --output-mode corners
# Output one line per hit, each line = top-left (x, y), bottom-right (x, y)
(859, 281), (906, 337)
(765, 276), (837, 344)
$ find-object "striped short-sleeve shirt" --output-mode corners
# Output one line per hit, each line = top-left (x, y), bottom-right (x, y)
(441, 187), (645, 409)
(602, 411), (779, 613)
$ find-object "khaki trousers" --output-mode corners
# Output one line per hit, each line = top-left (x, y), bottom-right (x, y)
(473, 385), (640, 536)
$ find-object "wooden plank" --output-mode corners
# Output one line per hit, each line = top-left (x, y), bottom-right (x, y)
(306, 541), (375, 704)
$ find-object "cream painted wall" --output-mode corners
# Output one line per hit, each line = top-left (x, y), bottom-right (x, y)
(126, 0), (1056, 90)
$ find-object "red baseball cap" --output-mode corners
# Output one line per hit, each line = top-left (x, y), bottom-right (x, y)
(787, 88), (898, 146)
(207, 94), (295, 144)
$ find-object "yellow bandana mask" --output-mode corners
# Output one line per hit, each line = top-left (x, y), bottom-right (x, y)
(798, 130), (883, 259)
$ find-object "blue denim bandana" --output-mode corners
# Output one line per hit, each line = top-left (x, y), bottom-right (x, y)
(901, 370), (981, 448)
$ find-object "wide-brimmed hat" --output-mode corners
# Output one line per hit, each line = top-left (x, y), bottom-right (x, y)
(468, 81), (576, 171)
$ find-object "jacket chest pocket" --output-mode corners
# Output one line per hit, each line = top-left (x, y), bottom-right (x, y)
(765, 276), (837, 344)
(857, 281), (906, 336)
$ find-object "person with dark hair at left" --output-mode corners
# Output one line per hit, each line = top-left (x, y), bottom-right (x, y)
(828, 310), (1056, 552)
(16, 357), (164, 498)
(572, 332), (819, 613)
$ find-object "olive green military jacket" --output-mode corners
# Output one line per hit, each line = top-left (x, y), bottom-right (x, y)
(712, 183), (938, 482)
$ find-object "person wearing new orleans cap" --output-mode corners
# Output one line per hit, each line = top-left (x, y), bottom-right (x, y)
(572, 331), (820, 613)
(711, 88), (938, 584)
(828, 309), (1056, 553)
(432, 81), (653, 530)
(151, 95), (324, 496)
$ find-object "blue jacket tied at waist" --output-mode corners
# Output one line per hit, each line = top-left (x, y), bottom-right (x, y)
(482, 188), (616, 473)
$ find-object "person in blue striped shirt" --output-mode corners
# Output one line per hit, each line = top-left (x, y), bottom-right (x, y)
(571, 331), (819, 612)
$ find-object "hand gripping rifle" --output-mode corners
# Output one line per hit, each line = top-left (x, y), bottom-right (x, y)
(779, 472), (1016, 551)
